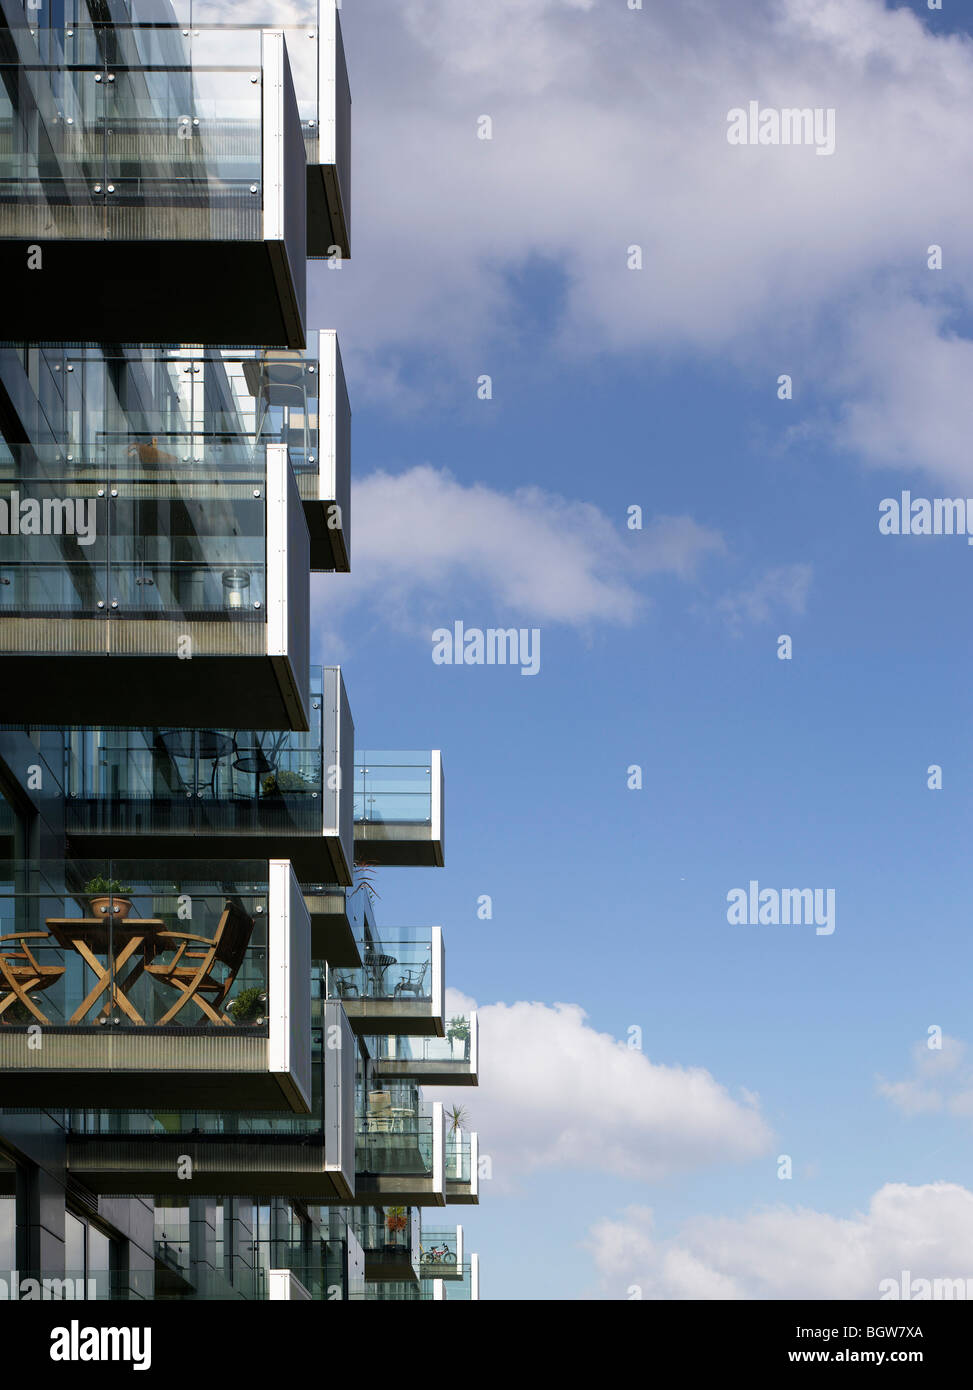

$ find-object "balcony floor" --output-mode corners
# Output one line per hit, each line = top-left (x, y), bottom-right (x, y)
(0, 239), (305, 348)
(0, 648), (309, 731)
(0, 1029), (307, 1110)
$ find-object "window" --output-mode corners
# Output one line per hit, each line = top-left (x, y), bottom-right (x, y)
(66, 1210), (118, 1300)
(0, 1152), (18, 1275)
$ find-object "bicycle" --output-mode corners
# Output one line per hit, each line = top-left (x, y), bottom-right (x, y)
(422, 1242), (456, 1266)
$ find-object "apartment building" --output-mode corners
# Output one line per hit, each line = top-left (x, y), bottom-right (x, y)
(0, 0), (479, 1303)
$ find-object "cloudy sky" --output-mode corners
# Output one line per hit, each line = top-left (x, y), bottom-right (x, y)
(309, 0), (973, 1299)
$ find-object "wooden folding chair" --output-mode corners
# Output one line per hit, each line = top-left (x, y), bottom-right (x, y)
(0, 931), (66, 1024)
(145, 899), (255, 1026)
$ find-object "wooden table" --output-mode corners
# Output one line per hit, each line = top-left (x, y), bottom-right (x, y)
(45, 918), (166, 1026)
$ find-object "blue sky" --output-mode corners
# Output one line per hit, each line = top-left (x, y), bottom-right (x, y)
(308, 0), (973, 1298)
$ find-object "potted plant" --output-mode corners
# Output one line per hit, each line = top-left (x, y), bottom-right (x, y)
(83, 875), (133, 922)
(2, 999), (34, 1025)
(445, 1103), (468, 1180)
(446, 1015), (470, 1060)
(384, 1206), (408, 1252)
(225, 987), (267, 1025)
(260, 768), (312, 795)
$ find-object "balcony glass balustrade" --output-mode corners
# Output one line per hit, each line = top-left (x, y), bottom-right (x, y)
(438, 1257), (479, 1300)
(327, 927), (444, 1035)
(356, 1090), (438, 1182)
(64, 1032), (443, 1202)
(0, 444), (268, 618)
(358, 1205), (419, 1282)
(354, 751), (444, 866)
(0, 857), (311, 1110)
(0, 859), (268, 1032)
(0, 333), (348, 573)
(446, 1131), (472, 1184)
(0, 437), (309, 728)
(370, 1010), (478, 1085)
(0, 10), (311, 343)
(445, 1128), (479, 1204)
(419, 1226), (462, 1279)
(52, 667), (352, 881)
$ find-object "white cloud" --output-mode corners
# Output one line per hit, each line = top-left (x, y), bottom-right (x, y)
(319, 0), (973, 490)
(878, 1034), (973, 1120)
(316, 465), (725, 634)
(715, 562), (812, 629)
(587, 1182), (973, 1299)
(830, 299), (973, 486)
(435, 990), (773, 1188)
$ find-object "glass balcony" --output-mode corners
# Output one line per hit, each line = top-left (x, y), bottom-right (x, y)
(0, 440), (310, 729)
(354, 752), (445, 867)
(0, 858), (311, 1111)
(328, 927), (445, 1035)
(0, 334), (349, 573)
(66, 1073), (447, 1208)
(419, 1224), (463, 1280)
(437, 1254), (480, 1301)
(355, 1097), (445, 1205)
(358, 1205), (420, 1283)
(65, 1000), (358, 1198)
(445, 1129), (479, 1205)
(55, 667), (353, 882)
(0, 17), (307, 344)
(371, 1009), (478, 1085)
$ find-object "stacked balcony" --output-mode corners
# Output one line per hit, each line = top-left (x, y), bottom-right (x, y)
(0, 328), (352, 725)
(0, 857), (311, 1110)
(63, 1054), (448, 1207)
(359, 1204), (420, 1284)
(59, 666), (354, 882)
(64, 999), (359, 1197)
(419, 1223), (463, 1280)
(371, 1009), (478, 1086)
(354, 751), (445, 867)
(355, 1096), (445, 1206)
(329, 927), (444, 1035)
(0, 1), (351, 344)
(445, 1128), (479, 1205)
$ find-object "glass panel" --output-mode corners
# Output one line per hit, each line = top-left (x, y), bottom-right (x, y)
(330, 932), (433, 1002)
(419, 1227), (460, 1275)
(0, 860), (269, 1031)
(373, 1013), (472, 1064)
(58, 675), (328, 838)
(0, 2), (338, 244)
(354, 753), (434, 826)
(0, 459), (107, 613)
(0, 443), (269, 628)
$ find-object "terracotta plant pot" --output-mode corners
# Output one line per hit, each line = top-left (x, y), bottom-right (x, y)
(89, 895), (133, 922)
